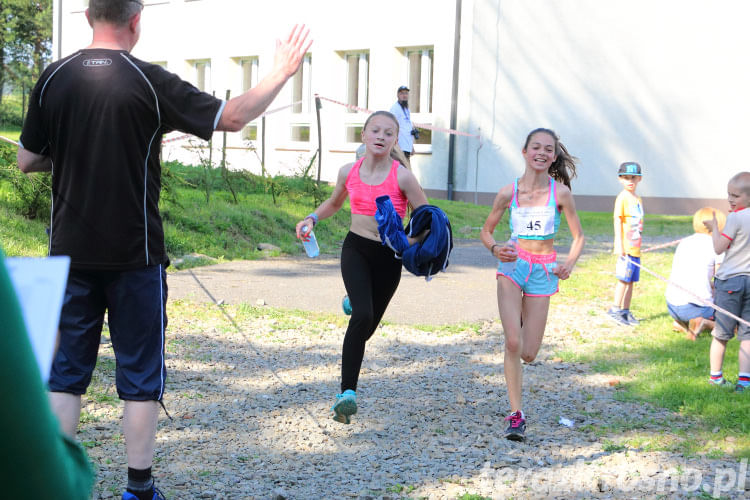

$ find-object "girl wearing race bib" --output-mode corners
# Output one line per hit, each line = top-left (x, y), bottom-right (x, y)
(480, 128), (585, 442)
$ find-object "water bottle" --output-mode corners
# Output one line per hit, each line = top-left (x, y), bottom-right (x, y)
(499, 234), (518, 275)
(301, 225), (319, 258)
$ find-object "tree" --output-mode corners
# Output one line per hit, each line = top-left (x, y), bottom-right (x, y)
(1, 0), (52, 111)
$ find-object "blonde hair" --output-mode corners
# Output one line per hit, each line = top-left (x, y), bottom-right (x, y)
(693, 207), (726, 234)
(390, 143), (411, 170)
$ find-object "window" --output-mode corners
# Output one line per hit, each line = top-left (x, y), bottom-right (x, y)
(291, 124), (310, 142)
(240, 58), (258, 92)
(292, 54), (312, 113)
(188, 59), (211, 92)
(345, 125), (364, 143)
(406, 48), (433, 113)
(238, 57), (259, 141)
(345, 52), (369, 113)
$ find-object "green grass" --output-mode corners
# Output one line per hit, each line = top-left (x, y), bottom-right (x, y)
(556, 251), (750, 459)
(0, 156), (693, 262)
(1, 93), (25, 130)
(0, 128), (21, 141)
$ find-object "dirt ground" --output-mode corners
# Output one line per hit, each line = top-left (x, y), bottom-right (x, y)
(81, 239), (748, 499)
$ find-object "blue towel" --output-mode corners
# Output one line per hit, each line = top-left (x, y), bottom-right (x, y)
(402, 205), (453, 280)
(375, 196), (453, 281)
(375, 195), (409, 254)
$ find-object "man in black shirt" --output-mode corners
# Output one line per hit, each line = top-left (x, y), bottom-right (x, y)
(17, 1), (310, 498)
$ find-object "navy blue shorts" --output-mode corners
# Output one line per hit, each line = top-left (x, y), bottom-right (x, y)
(616, 255), (640, 283)
(49, 265), (168, 401)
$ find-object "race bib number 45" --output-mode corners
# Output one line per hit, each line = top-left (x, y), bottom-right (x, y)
(513, 206), (556, 238)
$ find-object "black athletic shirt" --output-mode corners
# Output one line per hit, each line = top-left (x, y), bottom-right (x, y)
(20, 49), (224, 270)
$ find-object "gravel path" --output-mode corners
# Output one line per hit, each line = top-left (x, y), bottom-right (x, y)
(82, 303), (748, 499)
(80, 238), (748, 499)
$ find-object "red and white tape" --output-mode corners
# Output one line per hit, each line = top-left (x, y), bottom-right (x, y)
(624, 255), (750, 329)
(161, 134), (194, 144)
(641, 237), (684, 253)
(315, 94), (480, 138)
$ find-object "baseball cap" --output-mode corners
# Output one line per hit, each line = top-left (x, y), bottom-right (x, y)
(397, 85), (410, 92)
(618, 162), (642, 176)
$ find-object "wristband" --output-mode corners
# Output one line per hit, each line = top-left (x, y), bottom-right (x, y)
(490, 244), (500, 254)
(306, 213), (319, 227)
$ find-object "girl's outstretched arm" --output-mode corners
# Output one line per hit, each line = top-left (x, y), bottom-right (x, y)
(295, 164), (351, 238)
(555, 183), (585, 280)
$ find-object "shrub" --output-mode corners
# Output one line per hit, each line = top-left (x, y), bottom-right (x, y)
(0, 142), (51, 220)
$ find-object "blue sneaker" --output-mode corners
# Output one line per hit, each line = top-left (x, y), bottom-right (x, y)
(607, 307), (629, 326)
(623, 310), (640, 326)
(332, 389), (357, 424)
(709, 377), (729, 387)
(122, 486), (166, 500)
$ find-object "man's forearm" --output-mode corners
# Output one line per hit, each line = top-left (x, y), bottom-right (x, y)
(17, 147), (52, 173)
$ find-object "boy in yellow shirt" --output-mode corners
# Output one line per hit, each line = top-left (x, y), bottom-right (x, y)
(609, 162), (644, 326)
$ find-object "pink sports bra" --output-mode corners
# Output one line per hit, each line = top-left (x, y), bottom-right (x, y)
(345, 158), (408, 218)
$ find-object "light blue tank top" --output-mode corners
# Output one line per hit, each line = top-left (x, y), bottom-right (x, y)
(509, 177), (561, 240)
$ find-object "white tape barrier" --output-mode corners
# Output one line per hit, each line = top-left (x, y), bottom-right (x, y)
(161, 100), (305, 146)
(315, 94), (481, 139)
(625, 255), (750, 329)
(260, 100), (303, 117)
(0, 135), (19, 146)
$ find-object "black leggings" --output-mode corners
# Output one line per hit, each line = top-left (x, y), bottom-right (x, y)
(340, 232), (402, 392)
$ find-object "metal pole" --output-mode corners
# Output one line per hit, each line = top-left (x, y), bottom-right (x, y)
(22, 85), (26, 124)
(222, 89), (230, 169)
(315, 95), (322, 185)
(261, 115), (266, 170)
(447, 0), (462, 201)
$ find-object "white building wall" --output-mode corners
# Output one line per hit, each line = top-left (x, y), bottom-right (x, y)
(53, 0), (458, 187)
(53, 0), (749, 213)
(458, 0), (749, 212)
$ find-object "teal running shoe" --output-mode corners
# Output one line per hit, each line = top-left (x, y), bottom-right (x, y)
(332, 389), (357, 424)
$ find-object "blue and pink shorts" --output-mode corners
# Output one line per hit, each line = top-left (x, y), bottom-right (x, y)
(496, 247), (559, 297)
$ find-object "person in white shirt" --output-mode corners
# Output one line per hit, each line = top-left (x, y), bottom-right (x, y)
(666, 207), (726, 340)
(389, 85), (416, 158)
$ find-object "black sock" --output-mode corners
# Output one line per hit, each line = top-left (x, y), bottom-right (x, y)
(127, 467), (153, 500)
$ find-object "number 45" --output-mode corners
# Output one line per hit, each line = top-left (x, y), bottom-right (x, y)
(526, 220), (541, 231)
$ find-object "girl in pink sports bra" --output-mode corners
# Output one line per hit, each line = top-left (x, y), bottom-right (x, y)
(294, 111), (428, 424)
(480, 128), (585, 442)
